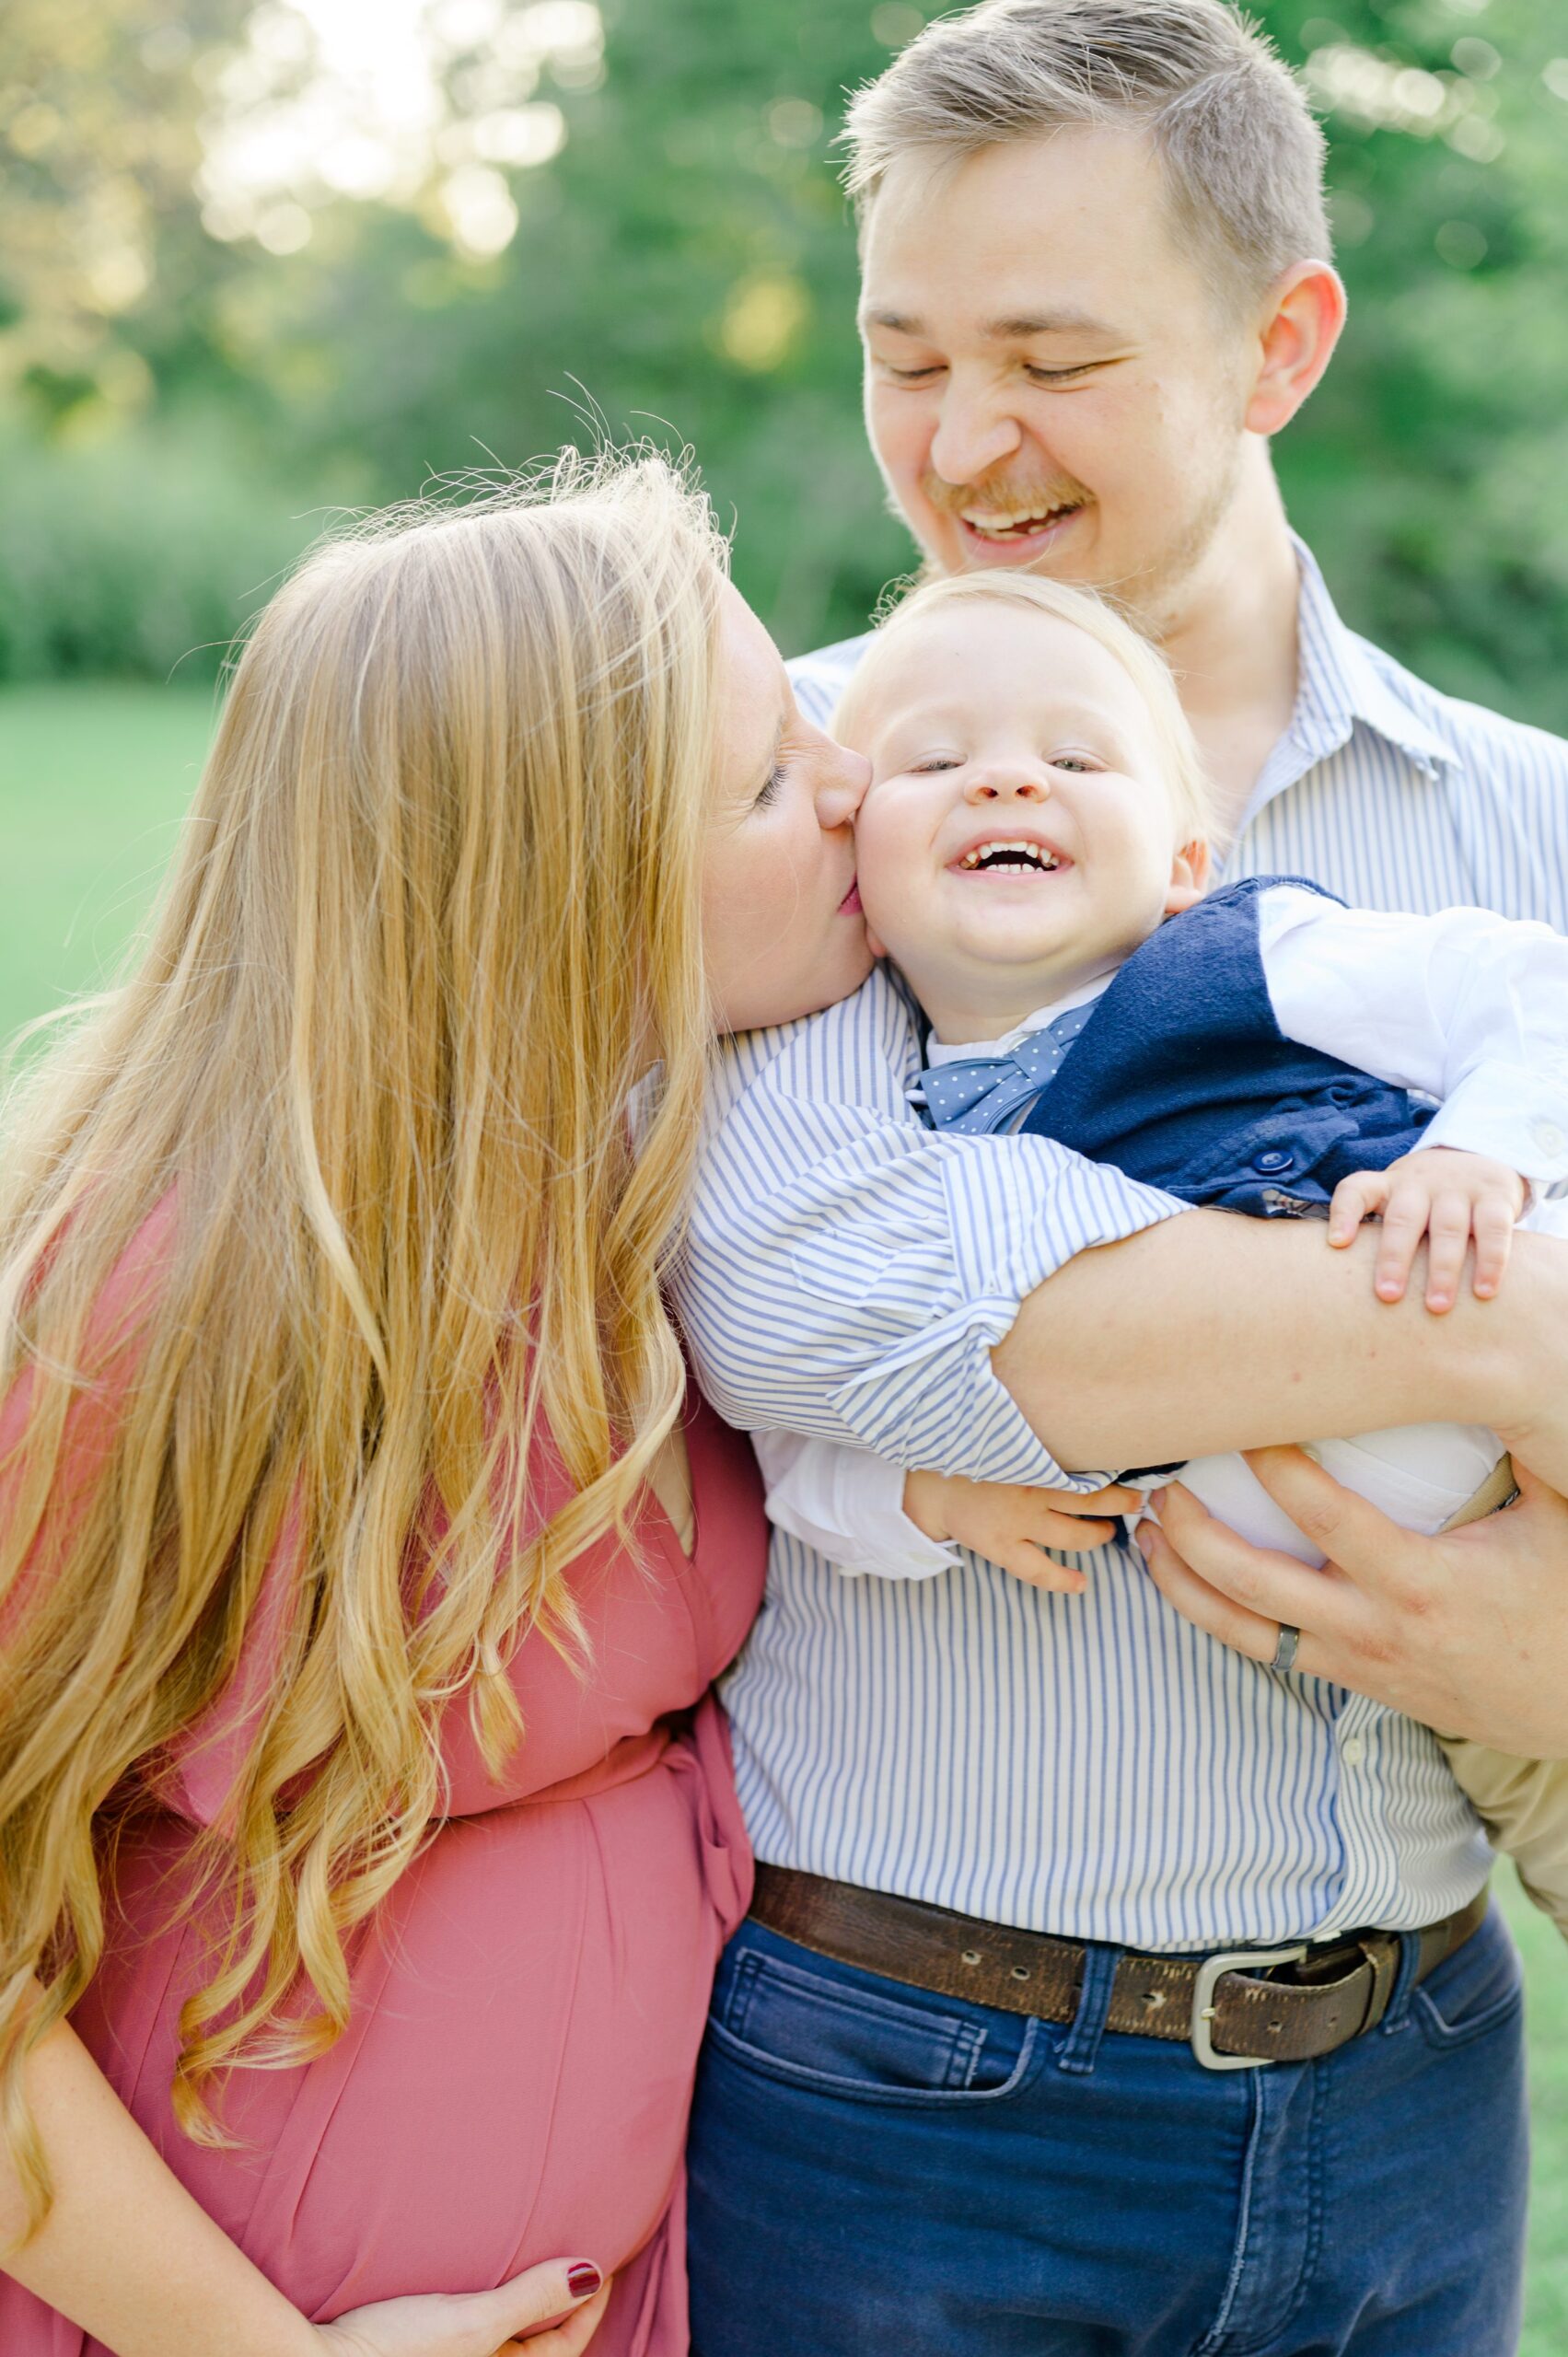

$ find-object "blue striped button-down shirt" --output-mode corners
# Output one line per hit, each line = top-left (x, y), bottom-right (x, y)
(672, 541), (1568, 1950)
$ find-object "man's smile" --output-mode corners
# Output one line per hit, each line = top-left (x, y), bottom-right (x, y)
(955, 501), (1086, 560)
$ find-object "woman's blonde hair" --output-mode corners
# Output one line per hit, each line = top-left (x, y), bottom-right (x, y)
(0, 447), (730, 2222)
(835, 568), (1214, 842)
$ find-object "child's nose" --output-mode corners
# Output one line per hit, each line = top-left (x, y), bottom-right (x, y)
(966, 768), (1050, 803)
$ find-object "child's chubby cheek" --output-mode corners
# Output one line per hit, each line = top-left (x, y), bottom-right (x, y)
(852, 813), (929, 966)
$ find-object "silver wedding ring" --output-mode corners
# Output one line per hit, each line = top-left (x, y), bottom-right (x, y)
(1270, 1621), (1301, 1675)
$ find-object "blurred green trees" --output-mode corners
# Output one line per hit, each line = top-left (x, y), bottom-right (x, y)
(1, 0), (1566, 725)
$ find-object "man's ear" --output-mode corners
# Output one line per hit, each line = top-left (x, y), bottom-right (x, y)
(1164, 835), (1212, 917)
(1244, 261), (1346, 437)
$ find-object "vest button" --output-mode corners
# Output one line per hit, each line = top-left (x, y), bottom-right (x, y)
(1254, 1149), (1294, 1173)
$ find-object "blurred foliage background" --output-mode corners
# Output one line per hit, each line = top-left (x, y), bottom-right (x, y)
(2, 0), (1568, 714)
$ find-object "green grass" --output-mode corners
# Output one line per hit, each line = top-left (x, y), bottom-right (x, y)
(0, 681), (218, 1042)
(1, 685), (1564, 2336)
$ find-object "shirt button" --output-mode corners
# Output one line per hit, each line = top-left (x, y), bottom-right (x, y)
(1341, 1735), (1365, 1770)
(1533, 1119), (1566, 1159)
(1255, 1149), (1294, 1173)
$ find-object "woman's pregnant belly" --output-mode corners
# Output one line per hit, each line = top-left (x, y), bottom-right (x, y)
(8, 1736), (740, 2351)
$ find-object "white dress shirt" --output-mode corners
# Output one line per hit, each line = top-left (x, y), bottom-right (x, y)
(671, 541), (1568, 1949)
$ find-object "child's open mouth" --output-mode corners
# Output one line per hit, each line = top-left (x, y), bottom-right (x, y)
(952, 838), (1066, 876)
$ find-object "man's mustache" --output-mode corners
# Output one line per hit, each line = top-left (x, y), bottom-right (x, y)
(921, 469), (1090, 517)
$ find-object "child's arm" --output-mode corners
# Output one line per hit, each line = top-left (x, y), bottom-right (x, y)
(1260, 888), (1568, 1309)
(753, 1430), (1135, 1593)
(1260, 889), (1568, 1178)
(1327, 1145), (1524, 1312)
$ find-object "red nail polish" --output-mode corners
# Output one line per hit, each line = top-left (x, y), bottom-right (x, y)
(567, 2263), (602, 2299)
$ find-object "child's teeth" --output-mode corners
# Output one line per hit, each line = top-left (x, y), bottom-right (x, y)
(959, 840), (1060, 870)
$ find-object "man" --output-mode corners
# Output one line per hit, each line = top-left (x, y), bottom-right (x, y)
(680, 5), (1568, 2351)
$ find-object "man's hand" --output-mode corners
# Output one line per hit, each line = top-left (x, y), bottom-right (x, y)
(1137, 1446), (1568, 1756)
(903, 1469), (1140, 1593)
(1328, 1145), (1525, 1313)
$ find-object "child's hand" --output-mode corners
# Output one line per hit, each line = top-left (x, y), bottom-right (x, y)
(1327, 1145), (1526, 1313)
(902, 1469), (1141, 1593)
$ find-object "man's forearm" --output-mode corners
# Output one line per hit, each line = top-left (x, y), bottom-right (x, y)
(1, 2014), (317, 2357)
(994, 1213), (1560, 1476)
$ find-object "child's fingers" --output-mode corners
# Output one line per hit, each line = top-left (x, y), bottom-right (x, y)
(1423, 1191), (1475, 1312)
(1047, 1482), (1142, 1518)
(1470, 1199), (1516, 1299)
(1371, 1186), (1432, 1302)
(1328, 1170), (1386, 1246)
(999, 1543), (1088, 1593)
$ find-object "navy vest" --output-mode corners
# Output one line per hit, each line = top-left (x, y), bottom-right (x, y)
(1016, 877), (1433, 1216)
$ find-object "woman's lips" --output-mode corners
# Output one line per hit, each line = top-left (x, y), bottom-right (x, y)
(838, 879), (864, 915)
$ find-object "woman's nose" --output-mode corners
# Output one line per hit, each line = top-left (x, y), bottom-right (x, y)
(818, 745), (872, 830)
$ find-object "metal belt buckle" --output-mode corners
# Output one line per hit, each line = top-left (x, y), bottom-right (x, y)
(1190, 1943), (1308, 2070)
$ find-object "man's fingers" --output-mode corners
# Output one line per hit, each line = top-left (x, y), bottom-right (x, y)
(1470, 1201), (1515, 1299)
(1150, 1480), (1352, 1629)
(1328, 1170), (1385, 1246)
(1237, 1446), (1425, 1602)
(1136, 1515), (1323, 1674)
(1423, 1194), (1473, 1312)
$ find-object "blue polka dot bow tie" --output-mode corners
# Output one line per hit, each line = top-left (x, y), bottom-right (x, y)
(915, 1000), (1098, 1134)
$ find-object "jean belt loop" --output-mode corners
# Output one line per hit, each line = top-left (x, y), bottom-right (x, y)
(1057, 1941), (1121, 2076)
(1378, 1928), (1423, 2035)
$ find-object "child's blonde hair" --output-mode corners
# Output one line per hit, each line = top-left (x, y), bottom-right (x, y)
(835, 569), (1214, 844)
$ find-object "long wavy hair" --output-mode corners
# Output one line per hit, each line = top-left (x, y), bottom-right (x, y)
(0, 447), (729, 2223)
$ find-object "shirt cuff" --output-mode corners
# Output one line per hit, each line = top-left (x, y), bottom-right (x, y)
(825, 1138), (1186, 1492)
(761, 1443), (959, 1580)
(1418, 1061), (1568, 1193)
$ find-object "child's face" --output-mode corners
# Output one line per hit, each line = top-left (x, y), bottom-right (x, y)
(846, 603), (1206, 1039)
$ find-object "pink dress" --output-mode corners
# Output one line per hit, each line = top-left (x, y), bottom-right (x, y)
(0, 1329), (767, 2355)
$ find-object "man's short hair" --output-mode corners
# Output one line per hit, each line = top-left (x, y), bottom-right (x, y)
(842, 0), (1331, 308)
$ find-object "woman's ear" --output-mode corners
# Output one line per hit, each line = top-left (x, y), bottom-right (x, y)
(1164, 836), (1212, 917)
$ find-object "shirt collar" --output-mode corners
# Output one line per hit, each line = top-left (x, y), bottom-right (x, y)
(1237, 539), (1461, 835)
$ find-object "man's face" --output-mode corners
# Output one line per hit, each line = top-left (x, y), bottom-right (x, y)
(859, 126), (1256, 631)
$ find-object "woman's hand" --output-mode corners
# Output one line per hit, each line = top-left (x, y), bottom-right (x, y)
(1138, 1447), (1568, 1756)
(903, 1469), (1141, 1592)
(315, 2260), (611, 2357)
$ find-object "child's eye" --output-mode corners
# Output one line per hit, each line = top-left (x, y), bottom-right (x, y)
(912, 756), (961, 773)
(1050, 753), (1099, 773)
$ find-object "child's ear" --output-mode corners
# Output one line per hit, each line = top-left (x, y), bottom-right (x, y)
(1164, 835), (1212, 918)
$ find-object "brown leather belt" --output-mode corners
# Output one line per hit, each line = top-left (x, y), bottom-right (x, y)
(749, 1865), (1488, 2072)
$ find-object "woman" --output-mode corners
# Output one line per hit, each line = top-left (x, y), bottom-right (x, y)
(3, 447), (1567, 2357)
(0, 452), (867, 2357)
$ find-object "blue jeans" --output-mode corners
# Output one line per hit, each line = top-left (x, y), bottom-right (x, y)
(687, 1906), (1527, 2355)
